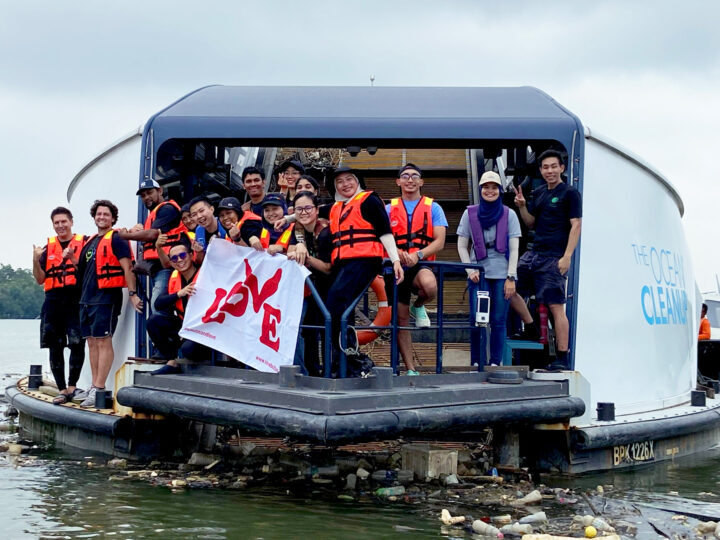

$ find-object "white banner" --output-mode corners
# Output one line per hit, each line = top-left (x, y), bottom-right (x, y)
(179, 240), (310, 372)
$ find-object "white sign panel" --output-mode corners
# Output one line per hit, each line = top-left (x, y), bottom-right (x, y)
(180, 240), (310, 372)
(575, 138), (697, 415)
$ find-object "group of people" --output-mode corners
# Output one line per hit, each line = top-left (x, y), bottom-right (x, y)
(35, 150), (583, 403)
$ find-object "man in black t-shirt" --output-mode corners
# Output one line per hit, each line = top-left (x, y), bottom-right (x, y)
(32, 207), (87, 404)
(513, 149), (582, 371)
(118, 179), (184, 316)
(75, 200), (142, 407)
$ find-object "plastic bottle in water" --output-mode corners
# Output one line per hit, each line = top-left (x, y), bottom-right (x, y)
(371, 470), (397, 484)
(375, 485), (406, 497)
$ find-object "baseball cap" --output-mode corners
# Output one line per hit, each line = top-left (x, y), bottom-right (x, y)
(217, 197), (242, 211)
(261, 193), (287, 211)
(479, 171), (502, 186)
(136, 179), (161, 195)
(277, 159), (305, 175)
(398, 163), (422, 177)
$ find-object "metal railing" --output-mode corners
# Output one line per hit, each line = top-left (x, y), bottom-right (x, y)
(300, 259), (487, 378)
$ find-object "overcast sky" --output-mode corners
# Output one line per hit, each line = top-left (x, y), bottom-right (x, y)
(1, 0), (718, 290)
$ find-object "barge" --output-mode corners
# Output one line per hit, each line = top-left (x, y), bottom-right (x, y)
(9, 86), (715, 474)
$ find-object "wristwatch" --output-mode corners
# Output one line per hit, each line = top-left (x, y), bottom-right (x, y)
(417, 250), (425, 261)
(128, 291), (137, 297)
(506, 275), (516, 282)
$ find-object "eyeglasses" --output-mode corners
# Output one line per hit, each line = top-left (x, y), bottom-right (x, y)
(169, 252), (189, 263)
(335, 176), (356, 185)
(283, 171), (300, 176)
(400, 173), (421, 180)
(295, 205), (316, 215)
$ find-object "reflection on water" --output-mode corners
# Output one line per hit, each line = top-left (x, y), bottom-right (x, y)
(0, 457), (439, 539)
(4, 319), (720, 538)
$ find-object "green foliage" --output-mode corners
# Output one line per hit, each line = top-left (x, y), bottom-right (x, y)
(0, 264), (45, 319)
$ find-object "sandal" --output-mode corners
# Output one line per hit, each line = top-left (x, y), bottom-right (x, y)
(53, 392), (71, 405)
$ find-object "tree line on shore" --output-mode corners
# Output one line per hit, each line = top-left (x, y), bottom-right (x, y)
(0, 264), (44, 319)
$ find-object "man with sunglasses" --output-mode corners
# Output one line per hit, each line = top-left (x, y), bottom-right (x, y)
(385, 163), (448, 375)
(146, 239), (210, 374)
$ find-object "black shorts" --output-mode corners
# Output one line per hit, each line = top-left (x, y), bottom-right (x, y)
(80, 303), (121, 338)
(517, 251), (567, 305)
(40, 298), (83, 349)
(384, 265), (432, 305)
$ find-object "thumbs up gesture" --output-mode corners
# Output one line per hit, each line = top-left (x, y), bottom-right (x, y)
(514, 185), (526, 208)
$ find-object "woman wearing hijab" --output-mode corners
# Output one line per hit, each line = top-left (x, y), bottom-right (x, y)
(324, 167), (404, 375)
(457, 171), (521, 367)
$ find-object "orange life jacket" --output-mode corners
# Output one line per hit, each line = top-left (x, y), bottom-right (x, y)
(329, 191), (384, 262)
(94, 230), (133, 289)
(44, 234), (85, 291)
(168, 268), (199, 319)
(388, 196), (436, 260)
(225, 211), (262, 245)
(260, 224), (294, 250)
(142, 200), (187, 260)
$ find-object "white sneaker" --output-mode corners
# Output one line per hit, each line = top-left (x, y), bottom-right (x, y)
(73, 385), (93, 402)
(80, 387), (98, 408)
(410, 305), (431, 327)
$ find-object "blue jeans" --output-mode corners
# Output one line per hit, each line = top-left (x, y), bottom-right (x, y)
(150, 268), (172, 315)
(468, 278), (509, 366)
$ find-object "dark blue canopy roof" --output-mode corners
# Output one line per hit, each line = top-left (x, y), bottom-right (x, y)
(146, 85), (583, 149)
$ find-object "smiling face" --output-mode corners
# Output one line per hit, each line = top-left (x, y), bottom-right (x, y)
(335, 172), (359, 198)
(539, 156), (565, 188)
(396, 167), (423, 198)
(295, 177), (317, 194)
(139, 187), (163, 209)
(283, 166), (301, 189)
(52, 213), (73, 241)
(218, 209), (239, 230)
(190, 201), (215, 229)
(93, 205), (114, 231)
(168, 244), (192, 272)
(243, 173), (265, 199)
(181, 211), (196, 231)
(294, 195), (317, 229)
(263, 204), (285, 225)
(480, 182), (500, 203)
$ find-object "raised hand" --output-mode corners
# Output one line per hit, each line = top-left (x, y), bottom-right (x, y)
(155, 233), (168, 248)
(514, 185), (526, 207)
(178, 283), (196, 298)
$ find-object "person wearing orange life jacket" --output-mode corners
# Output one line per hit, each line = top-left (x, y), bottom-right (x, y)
(258, 193), (295, 255)
(146, 239), (212, 375)
(31, 207), (88, 404)
(215, 196), (263, 250)
(699, 303), (711, 341)
(189, 196), (264, 264)
(324, 167), (404, 376)
(74, 199), (142, 408)
(118, 179), (186, 318)
(385, 163), (448, 375)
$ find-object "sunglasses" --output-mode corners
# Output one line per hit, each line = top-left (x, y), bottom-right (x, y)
(169, 252), (189, 263)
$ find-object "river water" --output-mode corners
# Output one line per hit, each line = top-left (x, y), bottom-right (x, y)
(3, 319), (720, 539)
